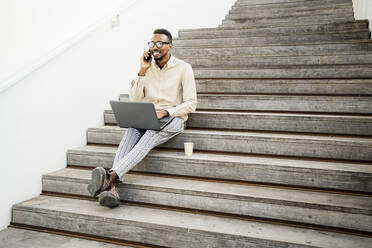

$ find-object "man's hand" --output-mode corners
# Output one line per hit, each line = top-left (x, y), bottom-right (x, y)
(156, 110), (169, 119)
(138, 50), (152, 76)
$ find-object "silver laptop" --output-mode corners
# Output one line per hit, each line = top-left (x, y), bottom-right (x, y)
(110, 100), (174, 131)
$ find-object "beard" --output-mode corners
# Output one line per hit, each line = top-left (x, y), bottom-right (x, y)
(153, 53), (165, 61)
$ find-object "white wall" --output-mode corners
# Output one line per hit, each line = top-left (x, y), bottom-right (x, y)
(0, 0), (130, 87)
(353, 0), (372, 31)
(0, 0), (236, 231)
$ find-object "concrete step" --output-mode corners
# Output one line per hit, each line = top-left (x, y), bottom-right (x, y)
(12, 195), (372, 248)
(178, 21), (369, 39)
(195, 94), (372, 114)
(67, 145), (372, 192)
(180, 54), (372, 67)
(87, 126), (372, 161)
(121, 77), (372, 96)
(119, 93), (372, 114)
(0, 227), (128, 248)
(226, 8), (353, 21)
(173, 31), (369, 48)
(221, 14), (355, 26)
(172, 41), (372, 57)
(220, 17), (356, 28)
(192, 65), (372, 78)
(230, 2), (351, 13)
(234, 0), (351, 7)
(43, 168), (372, 232)
(193, 79), (372, 95)
(104, 109), (372, 136)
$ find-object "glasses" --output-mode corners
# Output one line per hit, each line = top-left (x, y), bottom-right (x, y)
(148, 41), (170, 48)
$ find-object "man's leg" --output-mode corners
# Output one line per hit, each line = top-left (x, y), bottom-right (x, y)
(111, 117), (184, 179)
(113, 127), (146, 167)
(87, 127), (145, 197)
(99, 117), (184, 207)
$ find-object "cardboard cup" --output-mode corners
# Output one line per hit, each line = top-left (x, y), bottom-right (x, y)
(184, 142), (194, 156)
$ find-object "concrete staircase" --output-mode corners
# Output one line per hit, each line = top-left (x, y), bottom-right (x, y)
(2, 0), (372, 247)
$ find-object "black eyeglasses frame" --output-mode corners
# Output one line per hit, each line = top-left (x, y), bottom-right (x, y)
(148, 41), (171, 48)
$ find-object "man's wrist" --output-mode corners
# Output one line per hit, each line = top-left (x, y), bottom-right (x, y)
(138, 68), (147, 76)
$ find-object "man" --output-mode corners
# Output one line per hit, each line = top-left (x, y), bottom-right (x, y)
(87, 28), (197, 207)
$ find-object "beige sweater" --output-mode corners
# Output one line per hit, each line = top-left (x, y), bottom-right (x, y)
(129, 55), (197, 121)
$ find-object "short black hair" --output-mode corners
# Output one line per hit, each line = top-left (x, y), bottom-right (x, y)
(153, 28), (172, 43)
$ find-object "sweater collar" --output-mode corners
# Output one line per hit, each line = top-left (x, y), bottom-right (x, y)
(153, 53), (177, 70)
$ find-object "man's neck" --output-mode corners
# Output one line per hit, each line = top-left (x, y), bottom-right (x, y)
(156, 53), (171, 69)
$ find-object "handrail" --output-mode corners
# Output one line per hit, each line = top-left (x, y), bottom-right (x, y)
(0, 0), (138, 93)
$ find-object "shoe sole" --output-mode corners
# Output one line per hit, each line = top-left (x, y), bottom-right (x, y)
(99, 191), (120, 208)
(87, 167), (106, 197)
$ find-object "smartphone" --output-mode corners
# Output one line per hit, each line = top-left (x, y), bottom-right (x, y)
(145, 49), (152, 62)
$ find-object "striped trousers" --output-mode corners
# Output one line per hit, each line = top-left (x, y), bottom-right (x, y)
(110, 117), (185, 181)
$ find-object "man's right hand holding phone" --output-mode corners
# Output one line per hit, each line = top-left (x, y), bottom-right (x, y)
(138, 50), (152, 76)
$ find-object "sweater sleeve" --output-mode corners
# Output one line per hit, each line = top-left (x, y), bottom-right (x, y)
(165, 64), (197, 117)
(129, 76), (145, 102)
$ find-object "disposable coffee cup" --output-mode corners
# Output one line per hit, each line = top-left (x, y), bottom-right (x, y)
(184, 142), (194, 156)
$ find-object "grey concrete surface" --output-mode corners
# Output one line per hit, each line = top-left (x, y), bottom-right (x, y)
(195, 94), (372, 113)
(191, 78), (372, 95)
(105, 110), (372, 135)
(0, 227), (128, 248)
(86, 126), (372, 161)
(226, 8), (353, 20)
(178, 21), (368, 39)
(180, 54), (372, 67)
(172, 42), (372, 57)
(42, 168), (372, 231)
(67, 145), (372, 192)
(220, 17), (355, 28)
(192, 65), (372, 78)
(12, 196), (372, 248)
(173, 31), (369, 47)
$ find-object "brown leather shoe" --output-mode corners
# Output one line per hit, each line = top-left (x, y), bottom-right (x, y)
(87, 167), (110, 197)
(98, 185), (120, 208)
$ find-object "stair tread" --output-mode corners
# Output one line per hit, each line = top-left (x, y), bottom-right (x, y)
(235, 0), (350, 7)
(178, 29), (367, 39)
(89, 125), (372, 143)
(45, 168), (372, 213)
(0, 227), (127, 248)
(68, 145), (372, 174)
(174, 40), (372, 55)
(179, 20), (368, 32)
(12, 195), (372, 247)
(88, 126), (372, 141)
(106, 109), (372, 118)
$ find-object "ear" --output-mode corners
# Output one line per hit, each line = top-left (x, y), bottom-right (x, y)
(169, 43), (173, 49)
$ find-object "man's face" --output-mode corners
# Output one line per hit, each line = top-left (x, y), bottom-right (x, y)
(150, 34), (172, 61)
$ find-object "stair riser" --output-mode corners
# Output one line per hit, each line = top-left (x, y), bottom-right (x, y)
(181, 54), (372, 67)
(11, 208), (297, 248)
(196, 95), (372, 114)
(67, 150), (372, 192)
(234, 0), (351, 7)
(87, 129), (372, 161)
(230, 3), (351, 13)
(172, 42), (372, 57)
(193, 67), (372, 79)
(42, 177), (372, 232)
(194, 79), (372, 95)
(118, 93), (372, 114)
(226, 8), (353, 20)
(220, 17), (356, 28)
(221, 14), (355, 24)
(178, 22), (368, 39)
(173, 31), (369, 48)
(105, 111), (372, 136)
